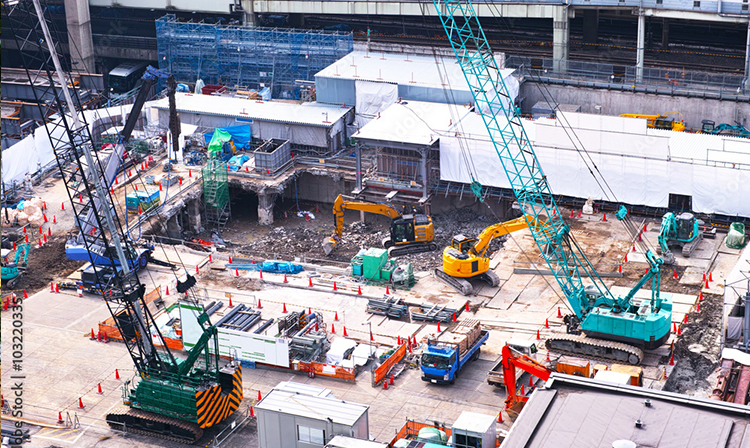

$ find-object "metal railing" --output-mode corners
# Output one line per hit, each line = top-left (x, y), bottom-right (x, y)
(506, 55), (748, 100)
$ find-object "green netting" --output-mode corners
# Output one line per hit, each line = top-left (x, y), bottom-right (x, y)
(202, 158), (229, 209)
(726, 222), (747, 249)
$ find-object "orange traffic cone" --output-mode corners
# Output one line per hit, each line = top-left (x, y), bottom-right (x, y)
(386, 285), (390, 294)
(284, 274), (288, 283)
(358, 286), (362, 295)
(236, 268), (240, 277)
(343, 326), (348, 336)
(229, 255), (233, 263)
(166, 285), (170, 295)
(390, 373), (394, 385)
(546, 352), (550, 362)
(602, 213), (607, 222)
(250, 406), (255, 417)
(383, 379), (388, 390)
(53, 215), (56, 224)
(465, 301), (470, 312)
(115, 369), (120, 379)
(699, 292), (703, 301)
(257, 298), (262, 308)
(90, 328), (96, 339)
(195, 265), (199, 274)
(696, 301), (700, 312)
(334, 311), (339, 321)
(58, 412), (64, 424)
(632, 243), (636, 251)
(624, 253), (628, 262)
(498, 412), (503, 423)
(23, 289), (28, 299)
(229, 297), (234, 308)
(333, 281), (337, 291)
(709, 272), (713, 282)
(545, 319), (549, 328)
(452, 312), (457, 322)
(669, 355), (675, 366)
(673, 269), (678, 279)
(257, 391), (262, 401)
(557, 307), (562, 318)
(520, 385), (525, 396)
(331, 324), (335, 334)
(370, 330), (374, 341)
(259, 270), (263, 279)
(283, 303), (287, 313)
(536, 330), (540, 340)
(437, 322), (441, 332)
(97, 383), (103, 394)
(78, 397), (84, 409)
(209, 254), (212, 263)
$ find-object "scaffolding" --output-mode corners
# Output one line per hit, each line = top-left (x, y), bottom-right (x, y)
(202, 156), (231, 230)
(156, 14), (353, 99)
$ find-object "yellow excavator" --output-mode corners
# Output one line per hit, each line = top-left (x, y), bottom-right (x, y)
(323, 194), (436, 257)
(619, 112), (685, 132)
(436, 215), (538, 295)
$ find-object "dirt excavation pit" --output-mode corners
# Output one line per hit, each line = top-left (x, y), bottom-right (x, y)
(663, 292), (724, 396)
(214, 205), (509, 271)
(2, 234), (85, 293)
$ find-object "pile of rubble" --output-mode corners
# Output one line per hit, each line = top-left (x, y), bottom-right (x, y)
(230, 207), (508, 272)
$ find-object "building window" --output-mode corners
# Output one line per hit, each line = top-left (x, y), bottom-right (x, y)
(693, 0), (700, 6)
(297, 426), (325, 445)
(656, 0), (663, 4)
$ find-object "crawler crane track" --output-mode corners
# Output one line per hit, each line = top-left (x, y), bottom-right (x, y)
(106, 407), (203, 444)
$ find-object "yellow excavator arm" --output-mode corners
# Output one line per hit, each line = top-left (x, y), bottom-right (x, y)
(471, 215), (538, 257)
(323, 194), (402, 255)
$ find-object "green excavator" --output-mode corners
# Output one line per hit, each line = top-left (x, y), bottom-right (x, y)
(1, 242), (31, 289)
(657, 212), (708, 264)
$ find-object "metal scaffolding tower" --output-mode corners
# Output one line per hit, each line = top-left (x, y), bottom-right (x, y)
(202, 156), (231, 230)
(156, 14), (353, 98)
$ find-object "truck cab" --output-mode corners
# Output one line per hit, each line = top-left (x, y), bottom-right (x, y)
(487, 339), (538, 388)
(421, 345), (459, 384)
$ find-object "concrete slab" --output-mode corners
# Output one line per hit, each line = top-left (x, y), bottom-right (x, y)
(484, 274), (534, 310)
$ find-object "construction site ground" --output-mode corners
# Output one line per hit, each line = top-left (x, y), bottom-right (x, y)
(1, 202), (742, 447)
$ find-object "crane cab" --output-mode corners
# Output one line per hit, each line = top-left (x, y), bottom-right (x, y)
(387, 213), (434, 247)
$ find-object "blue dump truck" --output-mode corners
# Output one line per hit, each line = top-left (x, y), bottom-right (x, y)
(420, 319), (489, 384)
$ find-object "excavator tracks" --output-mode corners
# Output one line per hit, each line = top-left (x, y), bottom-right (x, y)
(434, 269), (500, 296)
(435, 268), (473, 296)
(388, 242), (438, 257)
(106, 406), (203, 444)
(545, 334), (644, 365)
(681, 233), (703, 258)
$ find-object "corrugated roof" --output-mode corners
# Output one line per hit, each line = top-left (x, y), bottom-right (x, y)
(315, 51), (514, 91)
(152, 93), (352, 127)
(354, 100), (473, 147)
(255, 389), (368, 426)
(503, 374), (750, 448)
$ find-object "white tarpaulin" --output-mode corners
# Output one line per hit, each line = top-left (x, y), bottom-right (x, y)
(2, 101), (150, 189)
(440, 111), (750, 217)
(355, 80), (398, 127)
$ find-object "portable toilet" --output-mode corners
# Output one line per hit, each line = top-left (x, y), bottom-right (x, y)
(451, 411), (497, 448)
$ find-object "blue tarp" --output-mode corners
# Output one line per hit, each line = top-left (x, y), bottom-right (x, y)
(225, 261), (304, 274)
(204, 125), (253, 150)
(227, 155), (250, 172)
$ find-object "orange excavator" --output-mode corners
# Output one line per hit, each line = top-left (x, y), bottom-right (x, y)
(501, 343), (552, 416)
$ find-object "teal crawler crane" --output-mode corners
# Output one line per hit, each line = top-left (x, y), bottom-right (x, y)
(432, 0), (672, 364)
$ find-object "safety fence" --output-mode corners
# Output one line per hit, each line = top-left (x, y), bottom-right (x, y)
(506, 55), (748, 100)
(293, 360), (357, 382)
(373, 343), (407, 385)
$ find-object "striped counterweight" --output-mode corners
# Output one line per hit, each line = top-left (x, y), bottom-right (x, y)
(196, 365), (243, 428)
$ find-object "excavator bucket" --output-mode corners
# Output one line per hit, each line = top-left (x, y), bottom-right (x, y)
(323, 237), (337, 256)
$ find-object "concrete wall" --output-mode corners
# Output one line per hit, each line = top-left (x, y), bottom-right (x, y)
(284, 173), (352, 205)
(520, 82), (750, 130)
